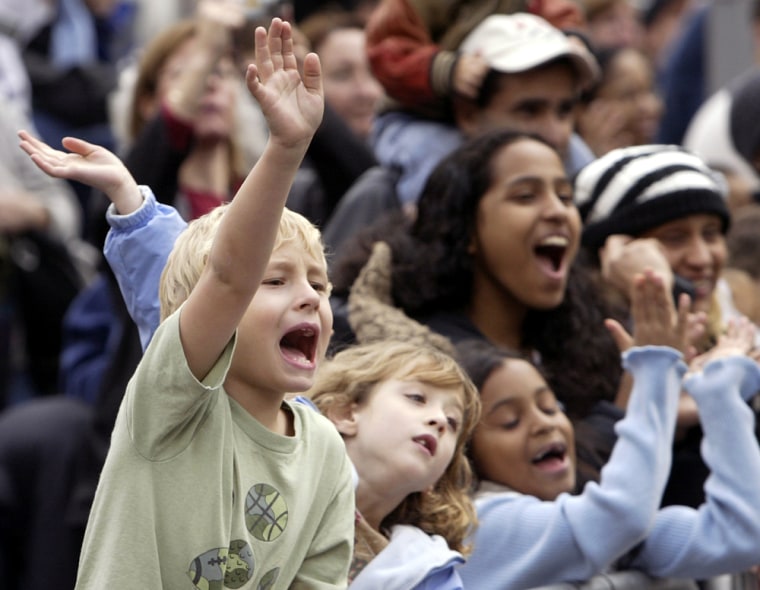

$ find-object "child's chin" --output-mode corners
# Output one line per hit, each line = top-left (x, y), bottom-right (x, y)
(286, 374), (316, 393)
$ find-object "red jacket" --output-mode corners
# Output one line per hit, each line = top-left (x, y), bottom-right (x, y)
(366, 0), (585, 114)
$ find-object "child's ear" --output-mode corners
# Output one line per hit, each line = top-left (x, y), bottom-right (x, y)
(325, 402), (359, 437)
(452, 94), (482, 137)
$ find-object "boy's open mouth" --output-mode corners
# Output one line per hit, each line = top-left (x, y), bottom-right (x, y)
(280, 325), (318, 364)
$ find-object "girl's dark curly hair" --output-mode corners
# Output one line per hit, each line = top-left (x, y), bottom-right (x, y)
(333, 129), (549, 309)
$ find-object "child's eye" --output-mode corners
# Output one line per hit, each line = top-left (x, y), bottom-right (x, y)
(512, 192), (535, 203)
(405, 393), (426, 403)
(447, 416), (460, 432)
(310, 281), (327, 292)
(500, 418), (519, 430)
(263, 278), (284, 286)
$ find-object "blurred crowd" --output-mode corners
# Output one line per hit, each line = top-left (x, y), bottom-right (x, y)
(3, 0), (760, 589)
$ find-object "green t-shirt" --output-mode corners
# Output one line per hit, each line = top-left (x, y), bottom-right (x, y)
(75, 309), (354, 589)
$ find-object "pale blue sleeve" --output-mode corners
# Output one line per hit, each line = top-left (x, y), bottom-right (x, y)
(461, 346), (686, 589)
(350, 525), (464, 590)
(628, 355), (760, 579)
(412, 568), (463, 590)
(103, 186), (187, 351)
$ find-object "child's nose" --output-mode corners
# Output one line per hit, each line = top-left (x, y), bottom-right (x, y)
(530, 410), (557, 435)
(427, 414), (447, 433)
(296, 282), (321, 309)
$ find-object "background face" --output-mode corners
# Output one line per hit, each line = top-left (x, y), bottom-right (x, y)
(466, 62), (579, 159)
(596, 48), (663, 146)
(318, 28), (382, 140)
(640, 214), (727, 314)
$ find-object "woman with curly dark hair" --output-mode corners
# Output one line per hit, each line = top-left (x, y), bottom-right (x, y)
(329, 128), (626, 484)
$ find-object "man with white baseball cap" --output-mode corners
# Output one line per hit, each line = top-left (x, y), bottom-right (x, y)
(370, 12), (600, 208)
(323, 12), (600, 253)
(460, 12), (598, 84)
(453, 12), (598, 171)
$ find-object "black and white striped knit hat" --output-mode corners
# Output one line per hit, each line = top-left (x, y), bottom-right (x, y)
(575, 145), (730, 250)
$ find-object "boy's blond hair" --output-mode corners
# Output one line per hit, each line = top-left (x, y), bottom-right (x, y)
(159, 205), (327, 320)
(308, 340), (481, 554)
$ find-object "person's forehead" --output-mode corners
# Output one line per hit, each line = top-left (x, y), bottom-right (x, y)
(486, 75), (578, 113)
(497, 61), (580, 92)
(269, 244), (327, 271)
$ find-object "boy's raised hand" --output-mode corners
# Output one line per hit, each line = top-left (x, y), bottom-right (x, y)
(18, 130), (141, 214)
(245, 18), (323, 149)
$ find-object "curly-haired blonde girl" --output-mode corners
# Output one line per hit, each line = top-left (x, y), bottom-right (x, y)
(307, 340), (481, 586)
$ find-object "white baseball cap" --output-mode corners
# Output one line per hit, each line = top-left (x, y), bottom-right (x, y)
(460, 13), (600, 89)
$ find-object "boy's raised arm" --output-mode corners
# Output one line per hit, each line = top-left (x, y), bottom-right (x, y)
(179, 18), (323, 381)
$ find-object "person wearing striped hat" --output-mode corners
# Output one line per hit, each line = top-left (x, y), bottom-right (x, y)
(574, 143), (759, 510)
(575, 144), (731, 324)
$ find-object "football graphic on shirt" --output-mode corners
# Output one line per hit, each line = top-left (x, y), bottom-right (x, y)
(187, 540), (254, 590)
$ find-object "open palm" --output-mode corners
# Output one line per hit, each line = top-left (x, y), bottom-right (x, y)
(245, 18), (323, 149)
(18, 131), (133, 197)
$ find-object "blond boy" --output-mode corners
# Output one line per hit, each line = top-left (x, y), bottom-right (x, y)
(19, 18), (354, 589)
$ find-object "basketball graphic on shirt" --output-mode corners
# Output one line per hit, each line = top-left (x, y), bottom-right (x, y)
(187, 540), (254, 590)
(245, 483), (288, 541)
(257, 567), (280, 590)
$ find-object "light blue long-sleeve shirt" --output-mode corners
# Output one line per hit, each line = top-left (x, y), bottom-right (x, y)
(103, 186), (186, 351)
(461, 351), (760, 589)
(626, 355), (760, 580)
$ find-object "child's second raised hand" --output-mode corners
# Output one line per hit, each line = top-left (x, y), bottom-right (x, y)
(606, 269), (689, 354)
(630, 269), (689, 351)
(245, 18), (323, 149)
(18, 130), (141, 214)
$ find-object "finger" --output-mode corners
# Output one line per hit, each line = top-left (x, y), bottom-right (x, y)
(673, 292), (690, 348)
(18, 133), (66, 168)
(268, 17), (284, 72)
(301, 52), (322, 96)
(254, 25), (272, 81)
(245, 63), (260, 93)
(632, 271), (655, 327)
(280, 18), (298, 72)
(646, 272), (669, 328)
(605, 318), (634, 353)
(600, 234), (632, 263)
(684, 345), (699, 364)
(60, 136), (99, 157)
(735, 317), (756, 352)
(18, 130), (55, 157)
(17, 129), (39, 146)
(629, 273), (646, 327)
(645, 270), (667, 316)
(23, 151), (74, 179)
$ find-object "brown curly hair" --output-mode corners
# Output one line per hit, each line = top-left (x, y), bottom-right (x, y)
(308, 340), (481, 554)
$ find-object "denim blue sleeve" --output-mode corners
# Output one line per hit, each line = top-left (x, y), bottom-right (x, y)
(103, 186), (187, 351)
(59, 273), (119, 404)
